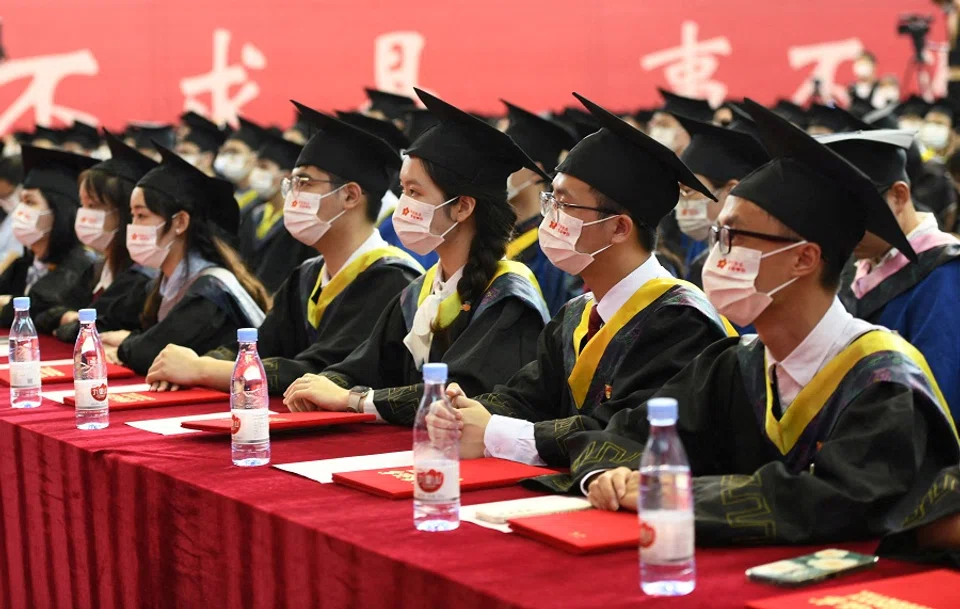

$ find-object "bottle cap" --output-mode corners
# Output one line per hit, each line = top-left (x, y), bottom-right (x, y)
(237, 328), (258, 343)
(647, 397), (678, 423)
(78, 309), (97, 323)
(12, 297), (30, 311)
(422, 363), (448, 383)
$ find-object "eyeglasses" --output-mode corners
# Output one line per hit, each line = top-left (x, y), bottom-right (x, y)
(709, 225), (803, 255)
(539, 191), (620, 219)
(280, 176), (344, 198)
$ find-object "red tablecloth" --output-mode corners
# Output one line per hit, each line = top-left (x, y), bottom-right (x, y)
(0, 336), (933, 609)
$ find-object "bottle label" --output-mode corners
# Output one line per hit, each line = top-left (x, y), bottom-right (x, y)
(74, 379), (109, 411)
(231, 408), (269, 443)
(640, 510), (694, 563)
(10, 361), (41, 388)
(413, 461), (459, 501)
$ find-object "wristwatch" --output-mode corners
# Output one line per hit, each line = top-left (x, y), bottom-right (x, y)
(347, 386), (372, 413)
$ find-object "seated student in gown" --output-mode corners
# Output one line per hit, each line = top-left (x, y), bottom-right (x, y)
(176, 112), (226, 178)
(281, 88), (551, 424)
(501, 100), (580, 316)
(215, 117), (267, 212)
(425, 94), (737, 468)
(0, 146), (96, 331)
(823, 130), (960, 417)
(144, 103), (423, 394)
(52, 131), (159, 342)
(99, 146), (271, 375)
(0, 149), (26, 272)
(236, 130), (314, 293)
(570, 101), (960, 552)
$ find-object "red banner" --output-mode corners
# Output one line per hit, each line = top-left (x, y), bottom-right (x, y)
(0, 0), (950, 133)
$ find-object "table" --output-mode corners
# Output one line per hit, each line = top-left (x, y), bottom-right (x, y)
(0, 337), (933, 609)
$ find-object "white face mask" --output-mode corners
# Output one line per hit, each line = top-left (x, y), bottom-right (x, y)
(126, 222), (174, 269)
(649, 126), (677, 150)
(701, 241), (806, 327)
(75, 208), (117, 251)
(875, 86), (900, 106)
(12, 203), (52, 247)
(249, 168), (279, 200)
(920, 123), (951, 151)
(506, 176), (541, 202)
(853, 61), (874, 80)
(2, 141), (21, 158)
(0, 186), (21, 214)
(282, 185), (346, 246)
(538, 208), (614, 275)
(899, 118), (924, 133)
(675, 197), (712, 242)
(214, 152), (252, 183)
(91, 145), (111, 161)
(392, 194), (459, 255)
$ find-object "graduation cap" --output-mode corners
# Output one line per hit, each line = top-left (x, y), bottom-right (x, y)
(227, 116), (267, 151)
(556, 93), (715, 228)
(726, 103), (763, 141)
(335, 110), (411, 153)
(501, 100), (576, 173)
(181, 112), (226, 153)
(404, 109), (440, 143)
(731, 99), (916, 265)
(771, 99), (808, 128)
(93, 130), (159, 183)
(137, 144), (239, 235)
(404, 88), (551, 190)
(31, 126), (62, 147)
(20, 145), (97, 203)
(63, 121), (101, 151)
(364, 88), (417, 122)
(13, 131), (32, 145)
(896, 95), (931, 119)
(287, 111), (314, 142)
(634, 108), (656, 126)
(658, 89), (714, 123)
(672, 114), (770, 185)
(256, 130), (302, 171)
(925, 98), (955, 124)
(292, 100), (400, 201)
(807, 104), (868, 133)
(557, 107), (601, 141)
(862, 103), (901, 130)
(128, 124), (176, 152)
(815, 130), (913, 188)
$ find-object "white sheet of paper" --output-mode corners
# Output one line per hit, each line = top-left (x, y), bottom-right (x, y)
(126, 410), (276, 436)
(460, 495), (594, 534)
(274, 450), (414, 484)
(0, 358), (73, 371)
(42, 382), (152, 405)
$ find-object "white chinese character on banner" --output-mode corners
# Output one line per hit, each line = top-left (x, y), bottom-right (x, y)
(788, 38), (863, 106)
(641, 21), (732, 108)
(180, 28), (266, 126)
(0, 50), (99, 135)
(374, 31), (425, 98)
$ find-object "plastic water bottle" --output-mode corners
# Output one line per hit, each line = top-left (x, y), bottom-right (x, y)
(73, 309), (109, 429)
(9, 297), (41, 409)
(412, 363), (460, 532)
(639, 397), (695, 596)
(231, 328), (269, 466)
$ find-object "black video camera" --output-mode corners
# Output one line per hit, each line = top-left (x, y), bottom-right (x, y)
(898, 14), (934, 62)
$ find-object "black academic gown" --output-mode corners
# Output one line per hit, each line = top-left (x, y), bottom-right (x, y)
(237, 204), (314, 294)
(320, 265), (549, 426)
(52, 264), (157, 343)
(0, 246), (95, 333)
(477, 280), (734, 466)
(207, 254), (422, 395)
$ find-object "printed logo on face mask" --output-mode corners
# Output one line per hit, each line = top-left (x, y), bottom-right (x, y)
(716, 258), (746, 273)
(401, 206), (424, 221)
(78, 215), (99, 225)
(130, 232), (151, 242)
(290, 198), (312, 210)
(549, 220), (570, 237)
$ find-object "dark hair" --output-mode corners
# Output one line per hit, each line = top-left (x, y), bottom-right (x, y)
(78, 169), (135, 279)
(860, 50), (877, 64)
(421, 158), (516, 310)
(309, 168), (381, 223)
(138, 186), (272, 328)
(773, 213), (843, 291)
(39, 189), (81, 265)
(589, 186), (657, 252)
(0, 155), (23, 186)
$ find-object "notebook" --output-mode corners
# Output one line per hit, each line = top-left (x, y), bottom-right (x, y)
(507, 509), (639, 554)
(180, 410), (376, 433)
(746, 569), (960, 608)
(63, 387), (229, 410)
(0, 363), (135, 387)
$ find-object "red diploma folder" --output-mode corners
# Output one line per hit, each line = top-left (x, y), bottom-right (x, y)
(332, 458), (558, 499)
(63, 388), (229, 410)
(507, 509), (639, 555)
(0, 363), (135, 387)
(746, 569), (960, 608)
(180, 411), (376, 433)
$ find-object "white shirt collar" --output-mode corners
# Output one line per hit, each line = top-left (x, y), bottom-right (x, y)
(432, 265), (464, 298)
(595, 254), (672, 323)
(321, 229), (387, 287)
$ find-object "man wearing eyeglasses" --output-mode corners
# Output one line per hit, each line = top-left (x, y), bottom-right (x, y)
(144, 102), (423, 395)
(426, 93), (736, 469)
(575, 101), (960, 554)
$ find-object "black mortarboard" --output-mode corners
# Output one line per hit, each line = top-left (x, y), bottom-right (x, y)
(634, 108), (656, 125)
(288, 111), (314, 141)
(658, 89), (714, 123)
(556, 93), (715, 228)
(731, 99), (916, 265)
(404, 89), (550, 190)
(848, 98), (875, 119)
(336, 111), (410, 153)
(771, 99), (808, 128)
(926, 99), (955, 123)
(228, 116), (267, 151)
(404, 109), (440, 143)
(816, 130), (912, 188)
(63, 121), (101, 151)
(13, 131), (32, 145)
(137, 144), (239, 235)
(807, 104), (868, 133)
(21, 145), (97, 203)
(862, 103), (901, 130)
(128, 124), (176, 152)
(727, 103), (763, 142)
(365, 89), (417, 122)
(93, 130), (159, 183)
(181, 112), (226, 153)
(673, 114), (770, 185)
(502, 100), (576, 173)
(557, 107), (601, 141)
(292, 100), (400, 201)
(256, 131), (302, 171)
(896, 95), (931, 119)
(31, 126), (62, 146)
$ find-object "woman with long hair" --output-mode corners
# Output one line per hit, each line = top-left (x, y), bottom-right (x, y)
(282, 89), (550, 425)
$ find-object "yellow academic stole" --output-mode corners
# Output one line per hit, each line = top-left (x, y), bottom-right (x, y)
(504, 227), (540, 261)
(568, 277), (737, 409)
(236, 188), (259, 210)
(417, 260), (541, 330)
(255, 206), (283, 240)
(763, 330), (959, 455)
(307, 247), (416, 328)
